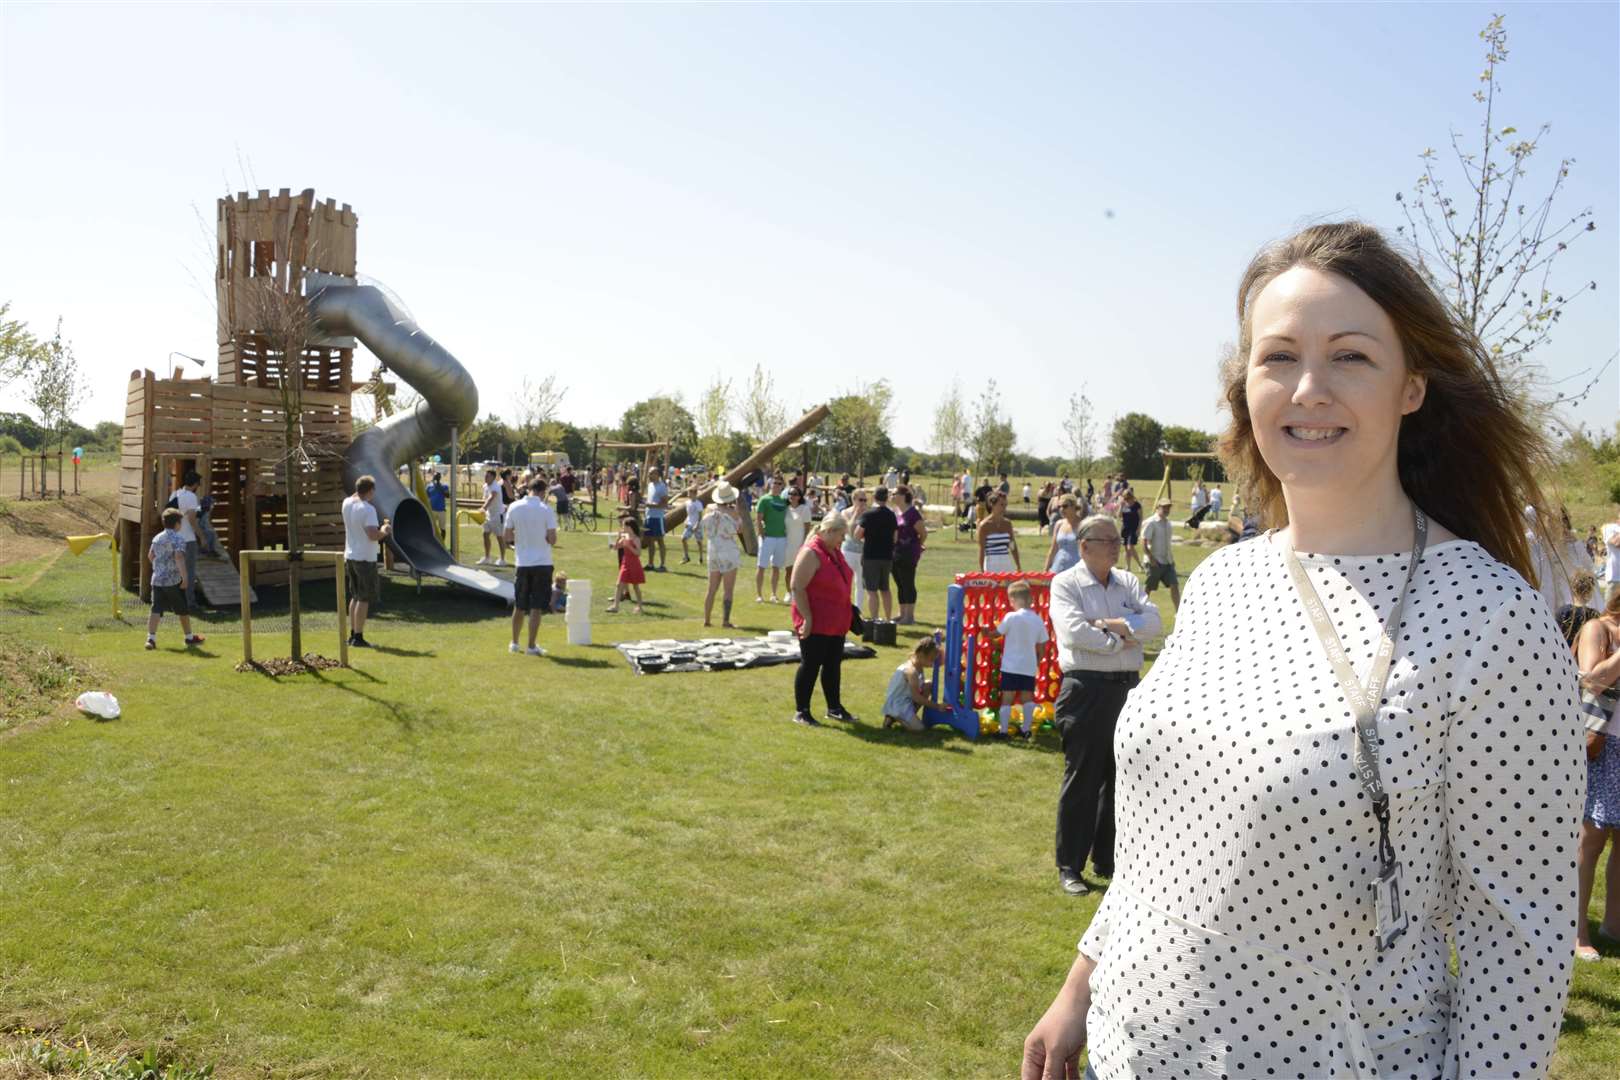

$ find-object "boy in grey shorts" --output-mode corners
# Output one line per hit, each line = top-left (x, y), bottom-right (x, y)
(146, 507), (205, 649)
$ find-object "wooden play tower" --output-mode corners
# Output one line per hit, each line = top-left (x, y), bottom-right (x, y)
(117, 188), (358, 602)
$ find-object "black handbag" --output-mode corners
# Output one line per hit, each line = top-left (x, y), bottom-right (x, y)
(849, 604), (865, 636)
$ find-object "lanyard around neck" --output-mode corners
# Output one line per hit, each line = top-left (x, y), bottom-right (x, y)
(1279, 507), (1428, 873)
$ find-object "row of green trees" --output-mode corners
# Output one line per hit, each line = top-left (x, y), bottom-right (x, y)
(344, 374), (1225, 484)
(0, 414), (120, 457)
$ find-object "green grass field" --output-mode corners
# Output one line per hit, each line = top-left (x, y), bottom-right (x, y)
(2, 502), (1617, 1077)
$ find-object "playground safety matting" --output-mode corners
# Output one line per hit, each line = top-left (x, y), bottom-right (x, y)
(616, 635), (878, 675)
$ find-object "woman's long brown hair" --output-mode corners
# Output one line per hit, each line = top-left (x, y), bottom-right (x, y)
(1217, 222), (1550, 582)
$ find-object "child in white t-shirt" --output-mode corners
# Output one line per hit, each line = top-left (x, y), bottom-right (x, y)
(994, 580), (1049, 739)
(681, 485), (705, 565)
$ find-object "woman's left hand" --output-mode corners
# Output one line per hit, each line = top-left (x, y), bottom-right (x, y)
(798, 617), (812, 639)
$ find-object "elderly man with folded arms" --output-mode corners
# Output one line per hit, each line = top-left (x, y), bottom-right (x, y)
(1047, 514), (1162, 897)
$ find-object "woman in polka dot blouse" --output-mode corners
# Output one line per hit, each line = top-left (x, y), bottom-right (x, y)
(1023, 223), (1584, 1080)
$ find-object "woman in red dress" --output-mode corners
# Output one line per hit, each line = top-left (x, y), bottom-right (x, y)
(608, 516), (645, 614)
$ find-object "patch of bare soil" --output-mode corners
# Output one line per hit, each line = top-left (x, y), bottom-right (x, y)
(235, 654), (343, 676)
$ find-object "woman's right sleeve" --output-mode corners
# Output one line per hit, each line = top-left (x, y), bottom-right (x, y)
(1078, 886), (1120, 962)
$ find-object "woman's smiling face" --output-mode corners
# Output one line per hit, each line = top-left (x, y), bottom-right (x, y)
(1245, 266), (1426, 502)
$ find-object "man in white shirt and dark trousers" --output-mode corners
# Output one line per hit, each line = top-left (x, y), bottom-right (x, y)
(342, 475), (391, 648)
(1047, 513), (1162, 896)
(504, 478), (559, 656)
(172, 471), (205, 611)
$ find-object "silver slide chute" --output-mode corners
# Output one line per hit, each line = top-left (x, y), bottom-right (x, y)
(310, 284), (512, 604)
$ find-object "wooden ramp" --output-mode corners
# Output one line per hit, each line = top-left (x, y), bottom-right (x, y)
(197, 551), (255, 607)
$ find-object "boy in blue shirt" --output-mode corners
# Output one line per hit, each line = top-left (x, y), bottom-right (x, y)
(146, 507), (205, 649)
(426, 471), (450, 538)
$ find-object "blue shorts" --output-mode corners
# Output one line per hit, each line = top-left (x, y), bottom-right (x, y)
(644, 515), (666, 539)
(999, 672), (1036, 693)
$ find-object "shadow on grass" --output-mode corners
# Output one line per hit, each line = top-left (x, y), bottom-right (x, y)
(166, 644), (222, 660)
(548, 655), (615, 669)
(832, 721), (975, 755)
(305, 667), (436, 735)
(833, 717), (1063, 756)
(598, 599), (681, 621)
(247, 577), (506, 629)
(1562, 983), (1620, 1036)
(233, 653), (429, 733)
(362, 643), (437, 658)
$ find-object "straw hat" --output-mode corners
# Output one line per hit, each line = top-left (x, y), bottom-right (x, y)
(712, 482), (739, 505)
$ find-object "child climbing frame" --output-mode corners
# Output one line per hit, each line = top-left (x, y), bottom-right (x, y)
(927, 571), (1060, 740)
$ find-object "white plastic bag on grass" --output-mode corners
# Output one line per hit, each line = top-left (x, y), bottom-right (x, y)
(75, 691), (120, 720)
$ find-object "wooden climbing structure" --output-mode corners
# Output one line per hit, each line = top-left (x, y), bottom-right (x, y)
(117, 188), (359, 603)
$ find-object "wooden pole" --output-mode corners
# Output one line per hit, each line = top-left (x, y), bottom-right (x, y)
(588, 434), (599, 527)
(335, 554), (349, 668)
(448, 424), (460, 560)
(239, 553), (254, 665)
(111, 532), (120, 620)
(237, 551), (349, 667)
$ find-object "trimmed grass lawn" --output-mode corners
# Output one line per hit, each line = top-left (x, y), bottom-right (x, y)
(2, 515), (1617, 1077)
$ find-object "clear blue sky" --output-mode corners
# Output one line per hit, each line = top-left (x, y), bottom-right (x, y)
(2, 2), (1615, 456)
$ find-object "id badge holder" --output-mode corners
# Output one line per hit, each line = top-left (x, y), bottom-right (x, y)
(1374, 860), (1407, 951)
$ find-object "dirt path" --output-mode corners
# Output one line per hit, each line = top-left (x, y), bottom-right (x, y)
(0, 492), (121, 570)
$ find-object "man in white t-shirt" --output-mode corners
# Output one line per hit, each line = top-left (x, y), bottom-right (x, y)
(1208, 485), (1223, 517)
(478, 468), (508, 566)
(1603, 513), (1620, 605)
(503, 478), (559, 656)
(342, 475), (391, 648)
(171, 470), (204, 610)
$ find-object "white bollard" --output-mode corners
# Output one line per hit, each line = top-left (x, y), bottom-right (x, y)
(565, 578), (592, 645)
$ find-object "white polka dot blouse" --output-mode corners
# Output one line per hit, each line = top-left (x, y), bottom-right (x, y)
(1079, 532), (1584, 1078)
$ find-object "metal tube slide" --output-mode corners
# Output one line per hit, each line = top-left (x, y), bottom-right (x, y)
(310, 284), (512, 604)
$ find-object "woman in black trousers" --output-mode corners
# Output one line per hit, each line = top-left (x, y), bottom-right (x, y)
(788, 515), (859, 726)
(890, 486), (928, 625)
